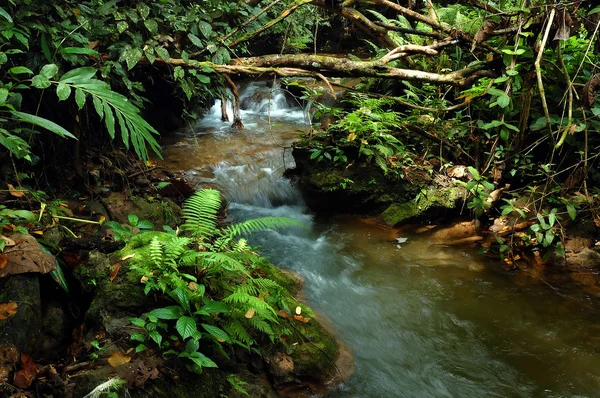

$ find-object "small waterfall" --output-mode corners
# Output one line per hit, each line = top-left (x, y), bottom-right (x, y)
(199, 81), (307, 131)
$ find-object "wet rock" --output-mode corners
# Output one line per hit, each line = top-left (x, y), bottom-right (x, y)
(265, 352), (295, 382)
(565, 236), (592, 254)
(380, 186), (466, 226)
(428, 220), (480, 242)
(566, 248), (600, 269)
(40, 302), (71, 359)
(0, 275), (43, 355)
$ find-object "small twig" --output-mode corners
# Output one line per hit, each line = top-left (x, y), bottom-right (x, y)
(127, 166), (158, 179)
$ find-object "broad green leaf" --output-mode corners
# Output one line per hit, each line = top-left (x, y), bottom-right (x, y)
(130, 333), (145, 342)
(144, 19), (158, 35)
(137, 220), (154, 229)
(174, 66), (185, 81)
(566, 204), (576, 221)
(135, 344), (147, 353)
(128, 214), (139, 226)
(0, 88), (8, 103)
(198, 21), (212, 38)
(496, 94), (510, 108)
(56, 83), (71, 101)
(201, 324), (230, 342)
(13, 210), (36, 222)
(188, 33), (203, 48)
(0, 52), (7, 64)
(31, 75), (51, 89)
(59, 67), (97, 83)
(199, 301), (230, 314)
(117, 21), (128, 34)
(176, 316), (197, 340)
(75, 88), (86, 109)
(184, 339), (199, 354)
(0, 7), (12, 23)
(548, 211), (556, 228)
(59, 47), (98, 55)
(11, 111), (76, 139)
(149, 330), (162, 346)
(144, 48), (156, 64)
(197, 74), (210, 84)
(467, 166), (480, 179)
(146, 306), (183, 320)
(188, 352), (218, 368)
(123, 47), (143, 70)
(170, 287), (191, 312)
(8, 66), (33, 75)
(588, 5), (600, 15)
(40, 64), (59, 79)
(155, 46), (170, 62)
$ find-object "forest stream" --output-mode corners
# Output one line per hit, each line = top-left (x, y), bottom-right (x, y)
(159, 82), (600, 398)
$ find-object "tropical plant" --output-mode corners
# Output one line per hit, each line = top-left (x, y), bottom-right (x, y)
(128, 188), (306, 374)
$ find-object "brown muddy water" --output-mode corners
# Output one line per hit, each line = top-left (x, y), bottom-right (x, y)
(159, 82), (600, 398)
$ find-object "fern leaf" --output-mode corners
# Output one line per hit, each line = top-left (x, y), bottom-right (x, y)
(221, 217), (302, 239)
(149, 237), (164, 267)
(181, 189), (222, 238)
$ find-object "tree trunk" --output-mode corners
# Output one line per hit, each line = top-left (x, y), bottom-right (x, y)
(224, 75), (243, 130)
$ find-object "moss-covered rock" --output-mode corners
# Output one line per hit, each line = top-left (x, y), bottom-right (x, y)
(380, 185), (466, 226)
(103, 192), (181, 227)
(292, 147), (421, 213)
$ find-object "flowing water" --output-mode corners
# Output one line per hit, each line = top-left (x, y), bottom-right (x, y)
(160, 82), (600, 398)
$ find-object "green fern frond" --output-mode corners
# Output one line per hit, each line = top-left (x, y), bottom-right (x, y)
(196, 252), (251, 277)
(366, 9), (391, 24)
(251, 278), (282, 292)
(224, 292), (277, 320)
(375, 155), (389, 174)
(374, 144), (394, 157)
(164, 236), (191, 268)
(149, 236), (164, 267)
(224, 321), (254, 347)
(181, 189), (222, 238)
(221, 217), (302, 239)
(247, 317), (275, 340)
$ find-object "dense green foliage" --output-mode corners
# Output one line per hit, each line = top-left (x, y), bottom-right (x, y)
(126, 189), (306, 373)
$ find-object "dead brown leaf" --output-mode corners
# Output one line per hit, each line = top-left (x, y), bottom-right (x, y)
(0, 234), (56, 277)
(7, 184), (24, 198)
(0, 255), (7, 270)
(293, 314), (311, 323)
(0, 302), (18, 320)
(108, 351), (131, 367)
(279, 309), (291, 320)
(109, 263), (121, 283)
(12, 352), (39, 389)
(187, 282), (197, 291)
(121, 254), (136, 261)
(244, 308), (255, 319)
(0, 236), (15, 247)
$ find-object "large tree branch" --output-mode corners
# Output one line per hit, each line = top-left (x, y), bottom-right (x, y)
(159, 54), (497, 87)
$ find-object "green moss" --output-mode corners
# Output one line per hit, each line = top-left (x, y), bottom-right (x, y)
(130, 196), (181, 227)
(380, 186), (465, 226)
